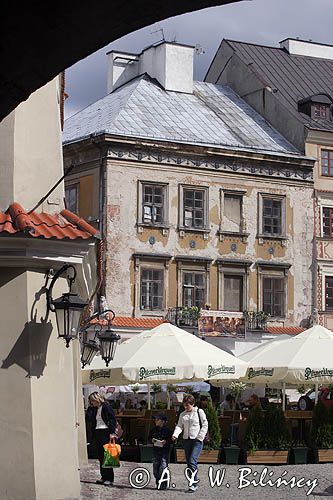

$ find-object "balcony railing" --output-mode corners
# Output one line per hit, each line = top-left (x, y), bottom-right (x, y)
(166, 307), (200, 328)
(244, 311), (270, 331)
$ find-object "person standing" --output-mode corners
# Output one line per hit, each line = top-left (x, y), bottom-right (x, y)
(172, 394), (208, 493)
(149, 413), (173, 489)
(86, 392), (117, 486)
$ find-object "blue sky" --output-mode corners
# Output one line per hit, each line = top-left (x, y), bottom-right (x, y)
(65, 0), (333, 118)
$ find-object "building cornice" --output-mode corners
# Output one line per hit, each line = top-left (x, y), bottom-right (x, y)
(105, 142), (313, 183)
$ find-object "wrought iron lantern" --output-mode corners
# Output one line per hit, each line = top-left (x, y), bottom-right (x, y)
(47, 264), (88, 347)
(80, 308), (120, 368)
(80, 337), (100, 368)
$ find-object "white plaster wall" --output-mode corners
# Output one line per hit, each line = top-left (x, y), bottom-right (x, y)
(29, 272), (80, 500)
(0, 77), (64, 213)
(164, 44), (193, 93)
(0, 269), (36, 500)
(105, 160), (313, 324)
(0, 269), (80, 500)
(280, 39), (333, 60)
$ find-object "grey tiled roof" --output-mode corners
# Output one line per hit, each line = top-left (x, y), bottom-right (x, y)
(225, 40), (333, 132)
(63, 75), (298, 155)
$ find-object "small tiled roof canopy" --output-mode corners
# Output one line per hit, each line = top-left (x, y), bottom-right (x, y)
(90, 316), (167, 329)
(0, 202), (99, 240)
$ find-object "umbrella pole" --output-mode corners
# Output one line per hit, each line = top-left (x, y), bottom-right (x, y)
(315, 383), (319, 405)
(282, 382), (286, 411)
(148, 383), (151, 410)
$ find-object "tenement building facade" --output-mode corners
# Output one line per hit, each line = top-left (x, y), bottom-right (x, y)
(63, 41), (315, 339)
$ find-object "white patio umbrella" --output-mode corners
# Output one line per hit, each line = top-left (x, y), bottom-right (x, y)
(82, 323), (248, 407)
(239, 325), (333, 409)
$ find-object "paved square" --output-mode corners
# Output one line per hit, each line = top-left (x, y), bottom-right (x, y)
(80, 460), (333, 499)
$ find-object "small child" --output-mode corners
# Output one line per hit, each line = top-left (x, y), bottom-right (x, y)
(149, 412), (172, 489)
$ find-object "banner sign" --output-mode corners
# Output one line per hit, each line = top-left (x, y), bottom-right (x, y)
(89, 369), (112, 383)
(304, 367), (333, 380)
(207, 364), (236, 378)
(139, 366), (176, 381)
(198, 310), (245, 338)
(247, 367), (274, 380)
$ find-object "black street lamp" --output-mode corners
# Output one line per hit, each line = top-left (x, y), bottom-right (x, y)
(80, 337), (100, 368)
(80, 308), (120, 368)
(47, 264), (88, 347)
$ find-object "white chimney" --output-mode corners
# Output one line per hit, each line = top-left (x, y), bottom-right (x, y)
(280, 38), (333, 60)
(107, 42), (194, 94)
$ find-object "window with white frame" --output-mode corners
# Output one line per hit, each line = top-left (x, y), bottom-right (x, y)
(182, 271), (206, 308)
(140, 268), (164, 310)
(65, 184), (79, 213)
(139, 183), (167, 226)
(322, 207), (333, 237)
(258, 194), (286, 237)
(325, 276), (333, 310)
(179, 186), (209, 230)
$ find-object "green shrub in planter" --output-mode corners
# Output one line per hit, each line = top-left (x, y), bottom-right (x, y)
(202, 401), (221, 450)
(311, 400), (333, 449)
(262, 404), (291, 449)
(245, 405), (264, 452)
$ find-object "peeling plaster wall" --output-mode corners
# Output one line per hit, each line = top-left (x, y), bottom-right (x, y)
(105, 158), (313, 326)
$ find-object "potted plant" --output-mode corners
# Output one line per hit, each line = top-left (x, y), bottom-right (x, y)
(245, 404), (290, 464)
(311, 400), (333, 462)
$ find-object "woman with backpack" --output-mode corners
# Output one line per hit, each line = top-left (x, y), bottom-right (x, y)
(171, 394), (208, 493)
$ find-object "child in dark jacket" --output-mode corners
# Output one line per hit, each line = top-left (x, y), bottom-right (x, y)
(148, 413), (172, 489)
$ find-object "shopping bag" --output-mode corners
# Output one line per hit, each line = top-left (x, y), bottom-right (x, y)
(102, 438), (121, 468)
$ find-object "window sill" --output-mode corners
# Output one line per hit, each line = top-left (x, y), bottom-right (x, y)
(317, 236), (333, 241)
(178, 227), (210, 240)
(137, 222), (170, 235)
(218, 231), (249, 242)
(138, 310), (166, 316)
(257, 234), (288, 246)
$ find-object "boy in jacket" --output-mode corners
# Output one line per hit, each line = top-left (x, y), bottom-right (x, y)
(149, 412), (173, 489)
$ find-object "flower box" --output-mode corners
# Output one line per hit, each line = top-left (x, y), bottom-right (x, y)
(246, 449), (289, 465)
(316, 449), (333, 463)
(175, 448), (220, 464)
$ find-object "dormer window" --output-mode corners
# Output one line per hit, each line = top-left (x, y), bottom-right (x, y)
(298, 93), (333, 121)
(313, 104), (329, 119)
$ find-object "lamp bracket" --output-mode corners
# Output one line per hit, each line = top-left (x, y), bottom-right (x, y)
(46, 264), (77, 312)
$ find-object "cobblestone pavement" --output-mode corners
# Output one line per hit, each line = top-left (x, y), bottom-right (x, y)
(80, 460), (333, 499)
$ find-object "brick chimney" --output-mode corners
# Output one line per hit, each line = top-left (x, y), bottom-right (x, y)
(280, 38), (333, 60)
(107, 41), (194, 94)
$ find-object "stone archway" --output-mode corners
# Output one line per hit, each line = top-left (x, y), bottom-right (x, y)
(0, 0), (242, 120)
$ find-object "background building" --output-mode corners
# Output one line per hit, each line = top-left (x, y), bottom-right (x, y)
(63, 42), (314, 352)
(205, 37), (333, 329)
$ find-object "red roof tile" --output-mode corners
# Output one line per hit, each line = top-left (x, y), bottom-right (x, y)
(266, 326), (304, 335)
(91, 316), (167, 329)
(0, 203), (99, 240)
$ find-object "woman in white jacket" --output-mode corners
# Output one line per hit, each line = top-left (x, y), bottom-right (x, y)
(172, 394), (208, 493)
